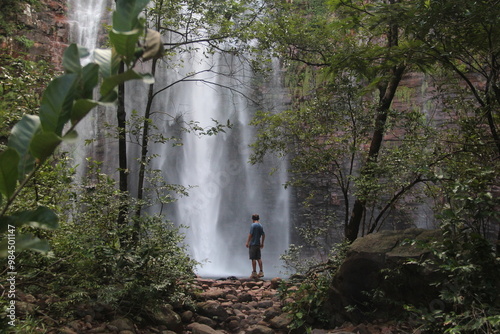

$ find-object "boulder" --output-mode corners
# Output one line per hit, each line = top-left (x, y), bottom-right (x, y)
(327, 228), (442, 324)
(147, 305), (182, 332)
(188, 322), (219, 334)
(268, 314), (292, 329)
(246, 324), (275, 334)
(198, 288), (227, 300)
(196, 300), (230, 321)
(109, 318), (135, 332)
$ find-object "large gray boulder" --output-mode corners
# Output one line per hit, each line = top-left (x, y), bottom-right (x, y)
(327, 228), (442, 324)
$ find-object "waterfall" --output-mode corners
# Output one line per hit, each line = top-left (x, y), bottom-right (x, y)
(67, 0), (109, 62)
(67, 1), (292, 278)
(66, 0), (116, 177)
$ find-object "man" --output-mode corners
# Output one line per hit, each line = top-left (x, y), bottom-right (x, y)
(246, 214), (265, 278)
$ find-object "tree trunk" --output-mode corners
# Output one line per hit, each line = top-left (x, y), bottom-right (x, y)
(344, 3), (405, 241)
(345, 65), (406, 242)
(117, 61), (128, 228)
(135, 58), (158, 220)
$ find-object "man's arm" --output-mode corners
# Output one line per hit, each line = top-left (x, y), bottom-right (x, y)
(260, 233), (265, 249)
(246, 234), (252, 248)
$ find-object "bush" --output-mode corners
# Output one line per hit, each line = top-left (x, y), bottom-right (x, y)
(405, 222), (500, 333)
(10, 159), (197, 324)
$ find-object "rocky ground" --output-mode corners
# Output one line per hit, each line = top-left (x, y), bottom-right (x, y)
(33, 276), (418, 334)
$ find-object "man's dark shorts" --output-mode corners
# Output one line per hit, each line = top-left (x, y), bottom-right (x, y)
(249, 245), (261, 260)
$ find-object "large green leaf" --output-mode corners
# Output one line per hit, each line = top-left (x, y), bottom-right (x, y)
(100, 69), (154, 98)
(0, 148), (19, 199)
(113, 0), (150, 32)
(30, 131), (62, 163)
(0, 215), (15, 234)
(0, 207), (58, 257)
(94, 48), (122, 79)
(62, 43), (83, 74)
(39, 73), (79, 135)
(8, 115), (40, 180)
(81, 63), (99, 99)
(71, 99), (99, 125)
(80, 63), (100, 99)
(11, 206), (59, 230)
(0, 234), (50, 257)
(110, 28), (143, 62)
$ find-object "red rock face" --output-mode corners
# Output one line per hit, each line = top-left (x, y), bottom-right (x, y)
(4, 0), (69, 69)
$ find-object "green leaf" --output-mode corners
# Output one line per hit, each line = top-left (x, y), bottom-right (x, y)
(7, 115), (41, 180)
(100, 69), (154, 98)
(62, 43), (83, 74)
(11, 206), (59, 230)
(0, 215), (15, 234)
(62, 130), (79, 143)
(100, 90), (119, 104)
(94, 48), (113, 78)
(30, 131), (62, 163)
(0, 148), (19, 199)
(113, 0), (150, 32)
(71, 99), (99, 125)
(109, 28), (143, 62)
(94, 48), (122, 79)
(80, 63), (100, 99)
(0, 233), (50, 257)
(39, 73), (79, 135)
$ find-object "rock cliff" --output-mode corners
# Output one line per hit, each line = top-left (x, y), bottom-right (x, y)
(1, 0), (68, 68)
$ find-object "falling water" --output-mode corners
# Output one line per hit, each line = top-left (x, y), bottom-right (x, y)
(67, 1), (292, 278)
(67, 0), (109, 62)
(66, 0), (115, 177)
(134, 47), (292, 278)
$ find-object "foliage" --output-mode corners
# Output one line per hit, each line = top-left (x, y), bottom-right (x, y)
(279, 241), (349, 330)
(0, 0), (160, 255)
(253, 0), (500, 330)
(1, 158), (197, 327)
(404, 221), (500, 334)
(0, 54), (55, 144)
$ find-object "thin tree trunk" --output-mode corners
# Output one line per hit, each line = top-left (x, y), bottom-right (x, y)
(135, 58), (158, 220)
(117, 60), (128, 228)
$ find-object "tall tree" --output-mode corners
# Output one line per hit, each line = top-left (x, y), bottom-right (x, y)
(253, 0), (425, 242)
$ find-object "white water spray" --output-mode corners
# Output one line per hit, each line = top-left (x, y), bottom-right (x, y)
(67, 1), (292, 278)
(66, 0), (115, 176)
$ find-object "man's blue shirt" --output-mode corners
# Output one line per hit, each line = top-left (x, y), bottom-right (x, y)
(249, 222), (265, 246)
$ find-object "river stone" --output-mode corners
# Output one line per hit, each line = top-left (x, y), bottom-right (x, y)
(181, 310), (194, 323)
(109, 318), (135, 332)
(148, 305), (182, 332)
(268, 314), (292, 329)
(246, 324), (275, 334)
(327, 228), (442, 324)
(188, 323), (219, 334)
(237, 292), (253, 302)
(199, 288), (226, 300)
(257, 300), (274, 308)
(196, 315), (217, 328)
(196, 300), (230, 321)
(263, 306), (281, 321)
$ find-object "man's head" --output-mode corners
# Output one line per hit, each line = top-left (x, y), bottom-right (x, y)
(252, 214), (259, 221)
